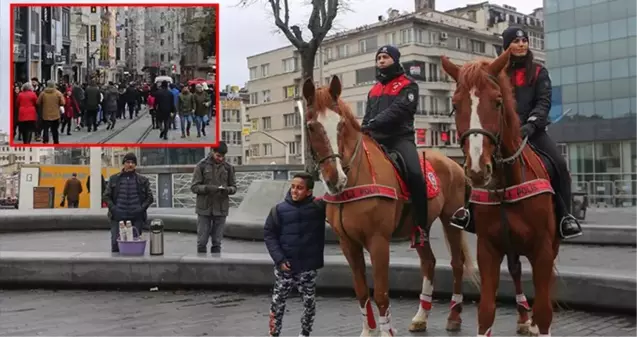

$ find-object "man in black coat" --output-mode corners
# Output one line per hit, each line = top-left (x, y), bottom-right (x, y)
(154, 81), (176, 140)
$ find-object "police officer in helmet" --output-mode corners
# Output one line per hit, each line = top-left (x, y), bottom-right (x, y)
(450, 27), (583, 240)
(361, 45), (429, 246)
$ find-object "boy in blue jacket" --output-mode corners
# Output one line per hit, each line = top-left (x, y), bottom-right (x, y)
(264, 172), (326, 337)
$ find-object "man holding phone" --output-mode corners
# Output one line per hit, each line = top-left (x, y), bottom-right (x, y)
(190, 142), (237, 253)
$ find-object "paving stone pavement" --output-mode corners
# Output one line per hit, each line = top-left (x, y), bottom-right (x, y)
(0, 289), (634, 336)
(0, 230), (635, 275)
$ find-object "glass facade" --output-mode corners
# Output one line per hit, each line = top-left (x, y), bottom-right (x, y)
(544, 0), (636, 206)
(139, 148), (206, 166)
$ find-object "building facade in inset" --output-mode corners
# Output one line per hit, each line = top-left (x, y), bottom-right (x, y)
(543, 0), (636, 207)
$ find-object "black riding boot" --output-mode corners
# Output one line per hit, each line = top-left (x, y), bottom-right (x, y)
(408, 169), (430, 247)
(450, 204), (476, 233)
(555, 193), (583, 240)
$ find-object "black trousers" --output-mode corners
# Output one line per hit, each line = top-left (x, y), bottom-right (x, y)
(85, 109), (98, 131)
(42, 119), (60, 144)
(159, 115), (171, 138)
(529, 131), (571, 215)
(378, 138), (429, 227)
(19, 121), (36, 144)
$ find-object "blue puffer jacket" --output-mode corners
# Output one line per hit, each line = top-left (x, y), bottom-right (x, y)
(264, 191), (326, 273)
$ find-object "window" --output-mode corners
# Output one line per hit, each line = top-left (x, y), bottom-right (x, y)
(325, 47), (333, 60)
(261, 116), (272, 130)
(415, 29), (429, 44)
(610, 38), (629, 59)
(592, 41), (610, 62)
(221, 131), (242, 145)
(283, 85), (297, 99)
(282, 57), (295, 72)
(359, 36), (378, 54)
(336, 44), (349, 58)
(249, 92), (258, 104)
(249, 66), (257, 79)
(593, 61), (611, 81)
(160, 39), (164, 46)
(356, 101), (366, 117)
(250, 144), (260, 157)
(455, 37), (462, 49)
(611, 58), (629, 79)
(263, 143), (273, 156)
(385, 32), (397, 45)
(160, 26), (164, 33)
(592, 22), (609, 43)
(612, 98), (631, 118)
(595, 80), (612, 100)
(222, 109), (240, 123)
(287, 141), (300, 155)
(261, 90), (271, 103)
(576, 63), (593, 83)
(575, 25), (592, 46)
(116, 47), (120, 61)
(160, 54), (165, 62)
(428, 63), (439, 82)
(470, 40), (485, 53)
(418, 95), (427, 114)
(284, 113), (301, 127)
(559, 29), (575, 48)
(610, 18), (628, 40)
(355, 67), (376, 84)
(261, 64), (269, 77)
(400, 29), (413, 44)
(545, 32), (559, 50)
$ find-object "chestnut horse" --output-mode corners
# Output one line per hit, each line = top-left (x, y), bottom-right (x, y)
(302, 76), (476, 336)
(441, 49), (559, 337)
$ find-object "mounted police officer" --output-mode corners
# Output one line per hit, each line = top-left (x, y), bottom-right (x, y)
(450, 27), (583, 240)
(361, 45), (429, 246)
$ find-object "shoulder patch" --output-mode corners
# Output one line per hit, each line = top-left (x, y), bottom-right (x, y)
(407, 92), (415, 102)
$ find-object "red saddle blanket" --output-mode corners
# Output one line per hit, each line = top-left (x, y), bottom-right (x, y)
(393, 158), (441, 200)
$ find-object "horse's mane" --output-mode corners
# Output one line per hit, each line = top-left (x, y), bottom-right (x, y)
(457, 60), (521, 151)
(312, 87), (361, 132)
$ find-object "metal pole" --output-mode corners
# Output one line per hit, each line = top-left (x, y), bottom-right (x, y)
(89, 147), (102, 210)
(284, 144), (290, 164)
(85, 24), (90, 81)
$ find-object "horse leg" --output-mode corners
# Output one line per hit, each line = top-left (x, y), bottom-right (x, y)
(477, 237), (504, 337)
(527, 250), (555, 337)
(508, 254), (532, 335)
(441, 218), (467, 332)
(369, 236), (395, 337)
(408, 241), (436, 332)
(340, 239), (377, 337)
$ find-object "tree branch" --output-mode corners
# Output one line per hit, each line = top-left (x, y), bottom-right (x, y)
(268, 0), (304, 48)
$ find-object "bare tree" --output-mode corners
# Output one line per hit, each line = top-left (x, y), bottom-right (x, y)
(239, 0), (342, 174)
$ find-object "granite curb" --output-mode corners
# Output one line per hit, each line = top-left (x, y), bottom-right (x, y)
(0, 251), (633, 313)
(1, 209), (634, 246)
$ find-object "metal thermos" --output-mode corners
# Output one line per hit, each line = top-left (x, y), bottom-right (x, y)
(149, 219), (165, 255)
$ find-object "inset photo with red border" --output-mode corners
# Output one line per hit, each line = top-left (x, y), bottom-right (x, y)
(10, 3), (219, 148)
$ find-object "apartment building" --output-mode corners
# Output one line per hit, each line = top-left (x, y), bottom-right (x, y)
(245, 5), (503, 164)
(126, 7), (146, 80)
(446, 1), (545, 61)
(143, 7), (181, 79)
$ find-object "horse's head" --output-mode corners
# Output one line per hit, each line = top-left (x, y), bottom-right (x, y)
(302, 76), (350, 195)
(441, 49), (513, 187)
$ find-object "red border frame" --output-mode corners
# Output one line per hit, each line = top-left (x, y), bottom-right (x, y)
(9, 3), (220, 148)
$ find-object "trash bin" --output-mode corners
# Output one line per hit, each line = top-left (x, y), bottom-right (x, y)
(149, 219), (164, 255)
(572, 192), (588, 221)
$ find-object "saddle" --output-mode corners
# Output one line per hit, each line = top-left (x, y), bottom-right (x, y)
(378, 145), (441, 200)
(379, 145), (409, 184)
(527, 144), (557, 183)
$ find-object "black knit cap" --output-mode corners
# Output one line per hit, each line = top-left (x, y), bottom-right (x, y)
(376, 45), (401, 63)
(502, 26), (529, 50)
(213, 141), (228, 155)
(123, 152), (137, 164)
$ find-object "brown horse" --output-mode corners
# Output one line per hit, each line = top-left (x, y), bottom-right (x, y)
(441, 49), (559, 337)
(302, 76), (476, 336)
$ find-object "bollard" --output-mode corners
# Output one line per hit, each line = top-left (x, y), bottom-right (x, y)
(149, 219), (165, 255)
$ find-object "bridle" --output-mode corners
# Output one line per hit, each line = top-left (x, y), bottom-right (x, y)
(456, 72), (527, 167)
(304, 99), (363, 175)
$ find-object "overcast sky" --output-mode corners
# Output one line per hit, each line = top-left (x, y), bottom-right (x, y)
(0, 0), (541, 133)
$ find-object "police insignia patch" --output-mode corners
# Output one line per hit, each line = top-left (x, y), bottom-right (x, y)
(408, 93), (415, 102)
(516, 30), (524, 37)
(427, 172), (437, 190)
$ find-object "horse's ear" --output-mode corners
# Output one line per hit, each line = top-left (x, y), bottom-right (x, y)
(441, 56), (460, 82)
(329, 75), (342, 99)
(488, 47), (510, 76)
(302, 78), (315, 102)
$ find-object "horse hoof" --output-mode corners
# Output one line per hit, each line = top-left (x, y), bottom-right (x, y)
(446, 319), (462, 331)
(409, 321), (427, 332)
(525, 323), (540, 336)
(516, 320), (537, 336)
(360, 328), (376, 337)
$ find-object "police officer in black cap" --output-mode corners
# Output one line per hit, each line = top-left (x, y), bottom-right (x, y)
(361, 45), (429, 247)
(450, 27), (582, 240)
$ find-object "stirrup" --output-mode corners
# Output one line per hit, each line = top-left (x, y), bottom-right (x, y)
(559, 214), (583, 239)
(449, 207), (470, 230)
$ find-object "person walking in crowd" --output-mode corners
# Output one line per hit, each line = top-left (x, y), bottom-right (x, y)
(60, 87), (81, 136)
(37, 80), (65, 144)
(70, 82), (85, 131)
(147, 91), (158, 129)
(264, 172), (326, 337)
(84, 81), (102, 132)
(117, 85), (127, 119)
(190, 142), (236, 254)
(16, 82), (38, 144)
(193, 84), (211, 138)
(170, 84), (180, 129)
(31, 77), (43, 142)
(154, 81), (176, 140)
(103, 153), (154, 253)
(61, 172), (83, 208)
(102, 82), (119, 130)
(125, 82), (139, 119)
(13, 84), (21, 141)
(177, 85), (196, 138)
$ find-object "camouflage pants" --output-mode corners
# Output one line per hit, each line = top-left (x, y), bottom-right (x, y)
(269, 268), (318, 337)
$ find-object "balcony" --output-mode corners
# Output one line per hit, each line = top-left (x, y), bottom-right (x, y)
(421, 79), (455, 92)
